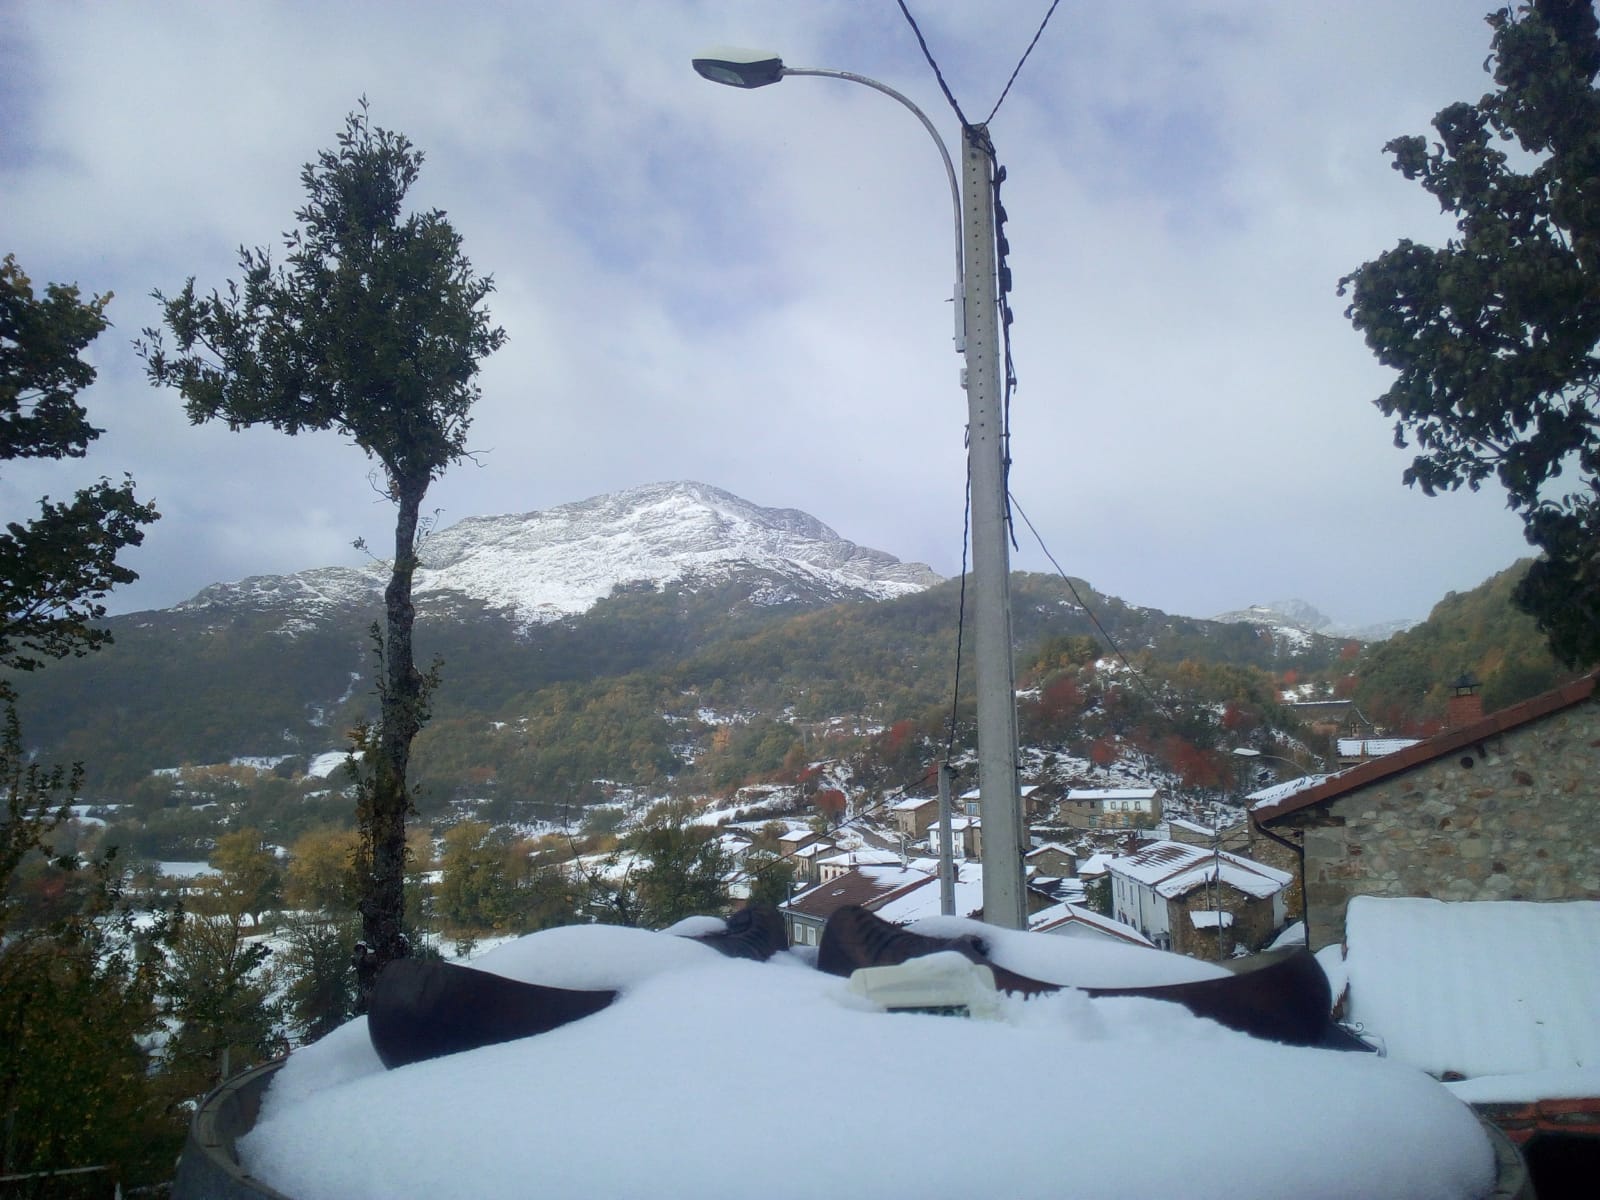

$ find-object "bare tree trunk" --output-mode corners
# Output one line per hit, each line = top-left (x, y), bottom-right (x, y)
(355, 480), (428, 1007)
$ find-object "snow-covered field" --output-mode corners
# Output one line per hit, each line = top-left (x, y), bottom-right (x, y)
(241, 920), (1497, 1200)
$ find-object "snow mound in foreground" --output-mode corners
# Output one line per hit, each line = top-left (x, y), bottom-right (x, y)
(243, 924), (1495, 1200)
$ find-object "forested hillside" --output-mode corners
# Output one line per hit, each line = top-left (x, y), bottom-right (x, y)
(1348, 561), (1575, 732)
(13, 555), (1571, 865)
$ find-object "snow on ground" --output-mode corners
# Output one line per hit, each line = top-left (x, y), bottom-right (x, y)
(157, 861), (218, 879)
(241, 922), (1497, 1200)
(306, 751), (352, 780)
(1342, 896), (1600, 1084)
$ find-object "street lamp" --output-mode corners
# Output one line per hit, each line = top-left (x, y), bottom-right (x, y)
(691, 48), (965, 353)
(694, 47), (1028, 928)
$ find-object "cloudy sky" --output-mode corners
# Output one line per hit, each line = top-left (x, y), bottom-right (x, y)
(3, 1), (1535, 629)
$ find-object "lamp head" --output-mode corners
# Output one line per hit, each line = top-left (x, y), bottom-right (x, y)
(692, 47), (785, 88)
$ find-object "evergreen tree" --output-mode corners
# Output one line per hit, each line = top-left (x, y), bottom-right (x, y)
(140, 103), (507, 1001)
(1340, 0), (1600, 665)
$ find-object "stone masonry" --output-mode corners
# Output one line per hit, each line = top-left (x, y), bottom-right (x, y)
(1263, 687), (1600, 952)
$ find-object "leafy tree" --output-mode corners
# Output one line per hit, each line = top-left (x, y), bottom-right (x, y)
(1, 255), (159, 681)
(284, 824), (360, 912)
(0, 705), (77, 940)
(140, 103), (507, 1000)
(277, 912), (359, 1045)
(627, 803), (731, 929)
(1083, 874), (1112, 918)
(160, 911), (282, 1099)
(1339, 0), (1600, 665)
(741, 845), (795, 909)
(0, 866), (180, 1192)
(204, 825), (281, 929)
(436, 820), (516, 932)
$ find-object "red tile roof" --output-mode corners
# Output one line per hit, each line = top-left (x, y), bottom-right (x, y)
(1253, 671), (1600, 826)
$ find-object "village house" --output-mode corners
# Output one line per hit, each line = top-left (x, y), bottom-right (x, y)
(958, 784), (1039, 819)
(1030, 901), (1155, 947)
(817, 847), (902, 884)
(780, 861), (1055, 948)
(890, 794), (940, 840)
(1106, 841), (1292, 958)
(1253, 671), (1600, 952)
(1024, 842), (1077, 878)
(1165, 816), (1249, 853)
(1336, 735), (1422, 769)
(781, 862), (936, 948)
(777, 827), (822, 860)
(788, 839), (834, 886)
(1056, 787), (1160, 829)
(928, 815), (979, 861)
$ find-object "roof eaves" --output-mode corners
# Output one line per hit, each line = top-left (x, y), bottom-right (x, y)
(1254, 671), (1599, 826)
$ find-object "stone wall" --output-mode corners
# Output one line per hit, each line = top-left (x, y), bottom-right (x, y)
(1168, 883), (1277, 959)
(1275, 698), (1600, 951)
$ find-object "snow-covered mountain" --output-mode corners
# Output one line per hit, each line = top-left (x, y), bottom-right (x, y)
(175, 481), (942, 625)
(1209, 599), (1416, 644)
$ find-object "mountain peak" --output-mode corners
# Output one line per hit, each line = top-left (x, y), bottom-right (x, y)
(177, 482), (941, 625)
(1208, 598), (1416, 643)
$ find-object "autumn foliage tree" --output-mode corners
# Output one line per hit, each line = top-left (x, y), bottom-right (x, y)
(141, 104), (506, 1001)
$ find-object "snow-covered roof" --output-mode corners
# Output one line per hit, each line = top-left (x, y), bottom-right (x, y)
(1342, 896), (1600, 1095)
(1025, 842), (1075, 858)
(817, 848), (901, 868)
(1031, 902), (1154, 946)
(1066, 787), (1157, 801)
(871, 864), (984, 924)
(238, 922), (1501, 1198)
(1247, 774), (1330, 811)
(1109, 842), (1291, 900)
(784, 864), (929, 919)
(1076, 852), (1113, 878)
(1188, 910), (1235, 929)
(891, 795), (937, 812)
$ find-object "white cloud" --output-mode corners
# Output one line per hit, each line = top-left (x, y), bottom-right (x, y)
(1, 0), (1533, 627)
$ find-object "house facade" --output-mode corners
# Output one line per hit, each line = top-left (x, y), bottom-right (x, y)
(1254, 672), (1600, 952)
(1057, 787), (1160, 829)
(890, 795), (940, 839)
(1106, 841), (1291, 957)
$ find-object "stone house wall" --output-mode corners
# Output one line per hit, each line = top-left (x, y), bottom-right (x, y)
(1246, 826), (1303, 923)
(1273, 698), (1600, 952)
(1169, 883), (1277, 959)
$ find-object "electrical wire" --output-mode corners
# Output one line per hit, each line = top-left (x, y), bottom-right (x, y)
(895, 0), (973, 129)
(1008, 490), (1185, 724)
(984, 0), (1064, 125)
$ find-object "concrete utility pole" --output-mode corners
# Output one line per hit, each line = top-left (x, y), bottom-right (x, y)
(689, 53), (1029, 927)
(961, 124), (1026, 930)
(937, 761), (957, 915)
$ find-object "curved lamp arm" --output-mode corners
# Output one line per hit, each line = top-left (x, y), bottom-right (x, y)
(692, 50), (965, 351)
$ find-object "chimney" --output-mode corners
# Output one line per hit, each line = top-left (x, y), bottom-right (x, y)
(1447, 673), (1484, 729)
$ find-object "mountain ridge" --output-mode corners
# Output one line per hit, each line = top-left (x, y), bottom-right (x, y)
(174, 481), (941, 628)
